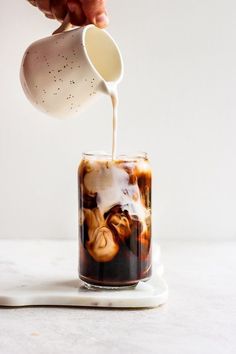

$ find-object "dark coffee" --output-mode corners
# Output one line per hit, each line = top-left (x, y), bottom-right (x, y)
(78, 153), (152, 287)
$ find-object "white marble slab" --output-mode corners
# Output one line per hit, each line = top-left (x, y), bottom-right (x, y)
(0, 240), (168, 308)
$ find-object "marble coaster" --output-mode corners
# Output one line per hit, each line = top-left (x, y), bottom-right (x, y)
(0, 240), (168, 308)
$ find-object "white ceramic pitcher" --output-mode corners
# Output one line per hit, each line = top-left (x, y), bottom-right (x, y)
(20, 25), (123, 118)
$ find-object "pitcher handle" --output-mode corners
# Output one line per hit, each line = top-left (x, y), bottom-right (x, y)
(52, 13), (73, 35)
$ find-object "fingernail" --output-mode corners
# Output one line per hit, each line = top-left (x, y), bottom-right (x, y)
(94, 13), (109, 27)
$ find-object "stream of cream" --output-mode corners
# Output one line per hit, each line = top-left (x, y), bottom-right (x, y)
(106, 82), (118, 161)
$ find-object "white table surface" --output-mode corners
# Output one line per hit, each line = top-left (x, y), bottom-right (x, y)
(0, 240), (167, 308)
(0, 239), (235, 354)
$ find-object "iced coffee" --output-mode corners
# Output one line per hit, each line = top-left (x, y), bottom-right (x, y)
(78, 152), (152, 288)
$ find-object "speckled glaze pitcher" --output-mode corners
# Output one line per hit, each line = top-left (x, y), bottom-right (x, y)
(20, 25), (123, 118)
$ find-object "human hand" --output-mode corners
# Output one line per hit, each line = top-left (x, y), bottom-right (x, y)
(28, 0), (109, 29)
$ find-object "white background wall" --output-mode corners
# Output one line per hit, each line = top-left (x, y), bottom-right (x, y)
(0, 0), (235, 240)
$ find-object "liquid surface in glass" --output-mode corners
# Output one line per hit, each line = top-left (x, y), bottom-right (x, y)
(78, 153), (152, 287)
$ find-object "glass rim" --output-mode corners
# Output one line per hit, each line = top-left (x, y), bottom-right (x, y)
(82, 151), (148, 161)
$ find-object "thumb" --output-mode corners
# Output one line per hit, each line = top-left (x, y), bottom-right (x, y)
(80, 0), (109, 28)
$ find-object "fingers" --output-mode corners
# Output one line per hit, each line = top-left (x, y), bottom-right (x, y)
(52, 13), (73, 34)
(36, 0), (51, 16)
(30, 0), (109, 29)
(28, 0), (54, 18)
(30, 0), (67, 21)
(67, 0), (87, 26)
(27, 0), (37, 6)
(80, 0), (109, 28)
(50, 0), (68, 21)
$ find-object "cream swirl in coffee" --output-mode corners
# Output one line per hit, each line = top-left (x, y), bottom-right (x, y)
(79, 153), (152, 287)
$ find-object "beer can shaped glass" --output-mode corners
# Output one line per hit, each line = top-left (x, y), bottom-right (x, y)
(78, 152), (152, 288)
